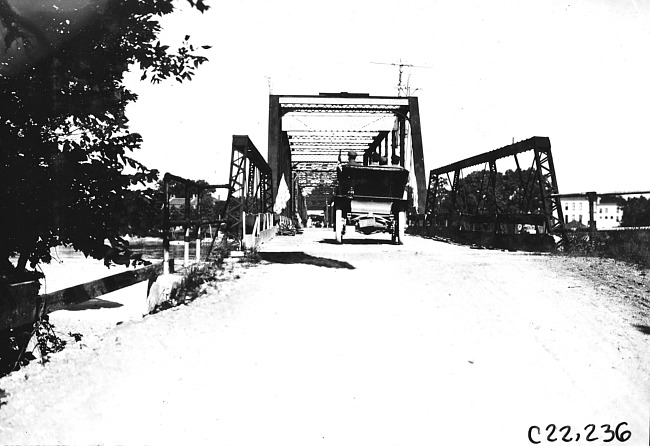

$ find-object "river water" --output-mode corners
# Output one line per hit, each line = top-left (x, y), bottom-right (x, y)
(37, 239), (212, 294)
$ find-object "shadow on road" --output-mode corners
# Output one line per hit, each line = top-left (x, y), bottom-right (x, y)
(260, 252), (355, 269)
(319, 238), (395, 246)
(66, 298), (124, 311)
(632, 324), (650, 335)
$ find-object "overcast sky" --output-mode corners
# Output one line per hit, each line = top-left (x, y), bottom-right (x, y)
(124, 0), (650, 195)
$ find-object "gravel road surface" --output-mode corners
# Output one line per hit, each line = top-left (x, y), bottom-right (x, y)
(0, 228), (648, 445)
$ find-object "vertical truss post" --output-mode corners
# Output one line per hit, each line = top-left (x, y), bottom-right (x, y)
(533, 146), (567, 248)
(268, 95), (282, 199)
(247, 161), (256, 210)
(450, 169), (460, 226)
(408, 97), (427, 214)
(398, 116), (406, 167)
(488, 160), (499, 233)
(224, 139), (247, 237)
(260, 171), (273, 214)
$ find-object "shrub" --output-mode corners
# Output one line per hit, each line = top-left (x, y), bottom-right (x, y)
(564, 230), (650, 269)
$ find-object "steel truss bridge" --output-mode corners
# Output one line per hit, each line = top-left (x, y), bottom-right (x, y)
(268, 93), (428, 219)
(223, 136), (273, 236)
(218, 96), (568, 250)
(423, 136), (568, 247)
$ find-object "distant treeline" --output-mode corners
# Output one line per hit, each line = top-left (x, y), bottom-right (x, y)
(121, 179), (226, 238)
(618, 196), (650, 227)
(432, 167), (650, 227)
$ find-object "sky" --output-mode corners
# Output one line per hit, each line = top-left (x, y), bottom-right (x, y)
(124, 0), (650, 195)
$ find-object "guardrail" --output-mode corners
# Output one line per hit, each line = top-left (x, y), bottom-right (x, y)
(162, 173), (230, 275)
(242, 212), (279, 249)
(1, 263), (163, 332)
(1, 169), (283, 341)
(0, 170), (227, 333)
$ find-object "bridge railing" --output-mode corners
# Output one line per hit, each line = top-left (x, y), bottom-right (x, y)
(241, 212), (279, 249)
(162, 172), (230, 274)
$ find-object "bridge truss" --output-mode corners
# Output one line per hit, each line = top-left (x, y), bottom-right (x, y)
(424, 136), (567, 247)
(268, 93), (427, 219)
(223, 135), (273, 236)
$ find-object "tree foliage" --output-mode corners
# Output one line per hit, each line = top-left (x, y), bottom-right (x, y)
(119, 179), (226, 238)
(436, 167), (544, 215)
(0, 0), (210, 281)
(621, 196), (650, 227)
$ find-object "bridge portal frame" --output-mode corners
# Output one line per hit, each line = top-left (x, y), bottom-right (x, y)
(268, 94), (428, 215)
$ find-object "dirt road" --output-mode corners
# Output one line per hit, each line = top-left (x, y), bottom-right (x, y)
(0, 228), (648, 445)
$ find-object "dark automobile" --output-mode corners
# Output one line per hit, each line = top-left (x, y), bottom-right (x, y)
(331, 163), (409, 244)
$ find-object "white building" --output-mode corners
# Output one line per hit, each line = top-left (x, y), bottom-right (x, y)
(560, 197), (623, 229)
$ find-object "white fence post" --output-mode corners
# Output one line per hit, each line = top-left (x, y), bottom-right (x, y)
(184, 226), (190, 268)
(195, 226), (201, 263)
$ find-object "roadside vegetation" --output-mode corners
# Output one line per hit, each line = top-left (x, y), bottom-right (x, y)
(150, 238), (239, 314)
(1, 0), (211, 381)
(1, 0), (210, 285)
(564, 230), (650, 270)
(429, 173), (650, 270)
(563, 197), (650, 269)
(0, 236), (260, 379)
(0, 315), (84, 377)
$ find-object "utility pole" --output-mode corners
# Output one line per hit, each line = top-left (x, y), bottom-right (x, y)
(370, 60), (430, 97)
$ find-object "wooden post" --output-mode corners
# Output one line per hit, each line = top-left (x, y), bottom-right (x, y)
(184, 183), (191, 267)
(196, 226), (201, 263)
(196, 187), (202, 262)
(163, 181), (170, 275)
(241, 210), (246, 250)
(184, 227), (190, 267)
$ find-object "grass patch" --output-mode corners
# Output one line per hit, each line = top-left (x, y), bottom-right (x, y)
(241, 246), (261, 265)
(0, 316), (83, 378)
(564, 230), (650, 269)
(151, 237), (239, 313)
(0, 237), (241, 378)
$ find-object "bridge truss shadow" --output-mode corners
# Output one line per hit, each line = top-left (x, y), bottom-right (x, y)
(318, 238), (395, 246)
(259, 252), (355, 269)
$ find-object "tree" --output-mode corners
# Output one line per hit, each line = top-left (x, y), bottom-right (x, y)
(116, 178), (227, 239)
(621, 196), (650, 227)
(0, 0), (211, 282)
(500, 168), (544, 214)
(437, 167), (545, 216)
